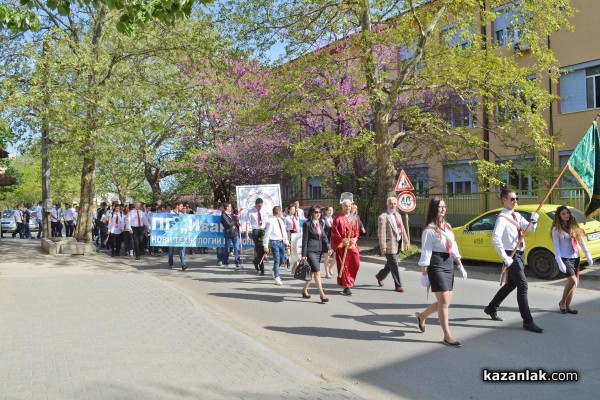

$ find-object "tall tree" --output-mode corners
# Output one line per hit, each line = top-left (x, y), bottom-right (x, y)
(218, 0), (574, 208)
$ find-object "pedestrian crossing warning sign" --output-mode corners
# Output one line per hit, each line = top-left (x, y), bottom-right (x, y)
(395, 170), (414, 191)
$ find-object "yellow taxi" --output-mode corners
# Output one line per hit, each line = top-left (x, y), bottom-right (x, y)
(453, 204), (600, 279)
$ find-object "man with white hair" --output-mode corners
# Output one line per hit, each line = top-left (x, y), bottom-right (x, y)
(376, 197), (410, 292)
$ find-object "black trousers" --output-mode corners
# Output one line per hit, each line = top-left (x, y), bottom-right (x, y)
(376, 252), (403, 288)
(252, 229), (265, 271)
(12, 222), (23, 238)
(487, 251), (533, 324)
(132, 227), (145, 257)
(110, 232), (123, 255)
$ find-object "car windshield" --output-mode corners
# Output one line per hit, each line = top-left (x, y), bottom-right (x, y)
(545, 207), (594, 224)
(2, 210), (12, 218)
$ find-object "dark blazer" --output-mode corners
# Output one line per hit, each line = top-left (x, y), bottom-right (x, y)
(302, 220), (331, 257)
(221, 212), (239, 238)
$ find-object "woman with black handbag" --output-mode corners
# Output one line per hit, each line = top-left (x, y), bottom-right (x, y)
(301, 206), (332, 303)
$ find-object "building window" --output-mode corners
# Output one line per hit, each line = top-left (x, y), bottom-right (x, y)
(560, 62), (600, 113)
(497, 156), (537, 195)
(284, 180), (300, 200)
(445, 162), (477, 198)
(493, 6), (522, 48)
(559, 151), (583, 199)
(405, 164), (429, 199)
(307, 177), (322, 200)
(586, 66), (600, 109)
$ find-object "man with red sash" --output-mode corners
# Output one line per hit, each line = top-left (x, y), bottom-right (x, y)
(331, 198), (361, 296)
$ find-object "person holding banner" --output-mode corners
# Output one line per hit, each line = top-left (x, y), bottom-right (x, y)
(415, 197), (466, 348)
(331, 197), (360, 296)
(551, 205), (593, 315)
(263, 206), (290, 285)
(221, 202), (242, 269)
(246, 198), (267, 275)
(168, 202), (187, 271)
(484, 188), (542, 333)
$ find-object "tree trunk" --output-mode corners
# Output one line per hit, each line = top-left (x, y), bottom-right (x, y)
(375, 110), (395, 212)
(74, 151), (95, 243)
(144, 164), (162, 204)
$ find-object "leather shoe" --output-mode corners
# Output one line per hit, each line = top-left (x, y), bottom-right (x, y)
(523, 322), (544, 333)
(484, 307), (503, 321)
(443, 339), (461, 348)
(395, 287), (405, 293)
(415, 312), (425, 332)
(566, 309), (578, 314)
(376, 276), (384, 287)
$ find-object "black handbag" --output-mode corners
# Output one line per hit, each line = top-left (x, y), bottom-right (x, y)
(294, 260), (312, 281)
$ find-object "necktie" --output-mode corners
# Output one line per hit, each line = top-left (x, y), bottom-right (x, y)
(315, 220), (321, 240)
(512, 212), (522, 247)
(392, 212), (402, 236)
(115, 214), (119, 227)
(292, 218), (297, 233)
(440, 225), (453, 257)
(258, 210), (262, 226)
(137, 210), (141, 227)
(570, 235), (578, 253)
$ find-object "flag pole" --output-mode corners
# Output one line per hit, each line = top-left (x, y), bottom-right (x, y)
(500, 159), (581, 285)
(501, 115), (600, 285)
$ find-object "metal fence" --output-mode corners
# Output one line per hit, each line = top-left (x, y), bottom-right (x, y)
(287, 187), (588, 241)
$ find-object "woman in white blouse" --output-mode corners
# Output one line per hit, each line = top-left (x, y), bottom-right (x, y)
(551, 205), (593, 314)
(415, 197), (467, 348)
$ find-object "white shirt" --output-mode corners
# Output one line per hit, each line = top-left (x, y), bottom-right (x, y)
(50, 207), (59, 222)
(263, 217), (290, 247)
(552, 227), (591, 268)
(109, 212), (125, 234)
(63, 208), (74, 221)
(246, 206), (266, 230)
(418, 223), (461, 266)
(129, 209), (149, 228)
(295, 208), (305, 220)
(285, 214), (301, 233)
(124, 212), (131, 230)
(13, 209), (22, 223)
(492, 208), (537, 265)
(35, 205), (42, 219)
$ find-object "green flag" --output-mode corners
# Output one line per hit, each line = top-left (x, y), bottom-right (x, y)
(567, 121), (600, 218)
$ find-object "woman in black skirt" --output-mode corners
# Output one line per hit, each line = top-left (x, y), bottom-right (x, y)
(301, 206), (332, 303)
(551, 205), (594, 314)
(415, 197), (467, 347)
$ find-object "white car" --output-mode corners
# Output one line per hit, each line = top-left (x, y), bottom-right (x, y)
(1, 209), (39, 234)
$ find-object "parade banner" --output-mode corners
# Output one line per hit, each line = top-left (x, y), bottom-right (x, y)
(149, 213), (253, 248)
(236, 184), (282, 231)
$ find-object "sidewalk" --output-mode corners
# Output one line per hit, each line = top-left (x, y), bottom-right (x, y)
(0, 239), (369, 400)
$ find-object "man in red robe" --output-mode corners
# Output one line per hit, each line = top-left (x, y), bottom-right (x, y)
(331, 199), (361, 295)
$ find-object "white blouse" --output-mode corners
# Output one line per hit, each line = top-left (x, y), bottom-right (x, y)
(551, 227), (591, 269)
(418, 223), (461, 267)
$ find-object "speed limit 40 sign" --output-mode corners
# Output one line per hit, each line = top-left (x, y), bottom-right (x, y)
(397, 191), (416, 213)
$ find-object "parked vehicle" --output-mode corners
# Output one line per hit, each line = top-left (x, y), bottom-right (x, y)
(1, 209), (39, 234)
(453, 204), (600, 279)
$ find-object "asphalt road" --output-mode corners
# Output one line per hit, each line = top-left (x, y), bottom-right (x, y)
(130, 247), (600, 400)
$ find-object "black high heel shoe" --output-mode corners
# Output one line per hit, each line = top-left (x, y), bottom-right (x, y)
(320, 296), (329, 303)
(302, 292), (311, 299)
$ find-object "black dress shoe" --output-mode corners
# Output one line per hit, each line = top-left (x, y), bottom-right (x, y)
(566, 309), (578, 314)
(341, 288), (353, 296)
(320, 296), (329, 303)
(484, 307), (504, 321)
(301, 292), (311, 299)
(523, 322), (544, 333)
(415, 312), (425, 333)
(443, 339), (461, 348)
